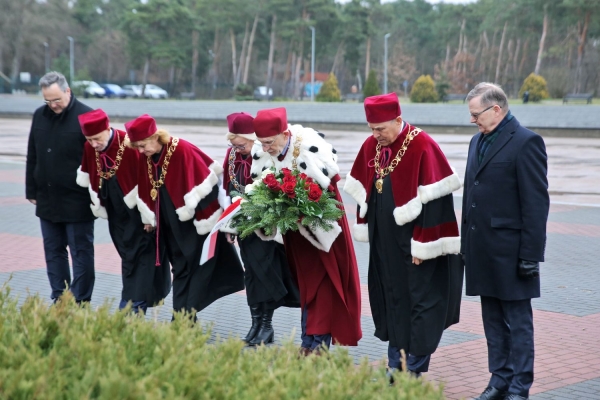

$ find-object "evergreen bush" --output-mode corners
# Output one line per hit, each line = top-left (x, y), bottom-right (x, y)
(363, 70), (381, 99)
(316, 73), (341, 102)
(0, 286), (445, 399)
(518, 73), (550, 102)
(410, 75), (439, 103)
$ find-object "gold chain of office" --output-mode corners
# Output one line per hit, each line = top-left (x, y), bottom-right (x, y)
(147, 137), (179, 201)
(373, 127), (421, 194)
(95, 133), (127, 189)
(228, 149), (244, 193)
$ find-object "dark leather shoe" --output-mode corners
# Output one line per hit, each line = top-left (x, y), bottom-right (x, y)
(505, 394), (528, 400)
(473, 386), (506, 400)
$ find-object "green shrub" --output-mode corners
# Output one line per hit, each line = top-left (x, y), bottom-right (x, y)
(235, 83), (253, 97)
(316, 73), (342, 102)
(363, 70), (381, 99)
(518, 73), (550, 102)
(410, 75), (439, 103)
(0, 286), (445, 399)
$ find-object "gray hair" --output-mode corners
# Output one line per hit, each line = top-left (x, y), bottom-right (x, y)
(39, 71), (69, 91)
(466, 82), (508, 112)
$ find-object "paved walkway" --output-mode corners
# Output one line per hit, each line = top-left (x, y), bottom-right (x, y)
(1, 118), (600, 399)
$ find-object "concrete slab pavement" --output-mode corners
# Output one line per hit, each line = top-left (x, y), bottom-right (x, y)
(1, 117), (600, 399)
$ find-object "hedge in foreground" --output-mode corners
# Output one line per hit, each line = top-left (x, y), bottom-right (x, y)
(0, 286), (445, 399)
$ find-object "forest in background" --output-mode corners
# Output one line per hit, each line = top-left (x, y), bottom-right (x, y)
(1, 0), (599, 99)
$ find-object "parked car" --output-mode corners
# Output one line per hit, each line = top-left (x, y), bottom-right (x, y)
(72, 80), (105, 98)
(142, 84), (169, 99)
(122, 85), (142, 98)
(100, 83), (127, 99)
(253, 86), (274, 101)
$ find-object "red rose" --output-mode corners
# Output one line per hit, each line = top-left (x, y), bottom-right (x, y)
(281, 181), (296, 198)
(299, 173), (308, 180)
(308, 183), (322, 201)
(281, 167), (292, 177)
(305, 177), (314, 184)
(283, 174), (296, 185)
(263, 174), (280, 191)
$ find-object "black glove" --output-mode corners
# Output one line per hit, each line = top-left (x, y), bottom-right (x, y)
(518, 259), (539, 279)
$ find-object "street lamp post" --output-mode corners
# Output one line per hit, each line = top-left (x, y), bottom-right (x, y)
(309, 26), (315, 102)
(67, 36), (74, 84)
(43, 42), (49, 73)
(384, 33), (391, 94)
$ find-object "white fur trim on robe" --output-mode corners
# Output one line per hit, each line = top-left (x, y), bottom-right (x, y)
(297, 221), (342, 253)
(176, 171), (219, 222)
(418, 169), (462, 204)
(193, 207), (222, 235)
(343, 173), (368, 218)
(411, 236), (461, 260)
(76, 166), (90, 188)
(88, 186), (108, 219)
(123, 185), (138, 209)
(352, 223), (369, 242)
(393, 196), (423, 226)
(136, 195), (155, 226)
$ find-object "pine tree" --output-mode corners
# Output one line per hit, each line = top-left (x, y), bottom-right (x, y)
(316, 73), (342, 102)
(363, 70), (381, 98)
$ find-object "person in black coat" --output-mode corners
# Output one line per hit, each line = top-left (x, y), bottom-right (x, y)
(26, 71), (96, 303)
(462, 83), (549, 400)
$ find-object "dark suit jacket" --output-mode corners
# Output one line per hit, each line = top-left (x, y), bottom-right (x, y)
(461, 116), (549, 300)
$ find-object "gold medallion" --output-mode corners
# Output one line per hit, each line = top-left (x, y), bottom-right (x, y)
(375, 178), (383, 194)
(151, 188), (158, 201)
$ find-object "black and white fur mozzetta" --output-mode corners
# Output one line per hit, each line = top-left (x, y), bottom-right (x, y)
(249, 124), (341, 251)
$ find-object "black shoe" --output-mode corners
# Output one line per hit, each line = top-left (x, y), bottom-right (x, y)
(473, 386), (506, 400)
(243, 305), (262, 343)
(386, 368), (399, 385)
(505, 394), (527, 400)
(248, 308), (274, 346)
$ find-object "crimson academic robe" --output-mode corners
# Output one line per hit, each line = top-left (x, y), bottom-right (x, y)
(344, 122), (463, 355)
(222, 148), (300, 309)
(77, 129), (170, 305)
(250, 125), (362, 346)
(136, 137), (244, 313)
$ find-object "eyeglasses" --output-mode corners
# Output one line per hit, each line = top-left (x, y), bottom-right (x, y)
(228, 143), (247, 151)
(255, 133), (281, 149)
(44, 98), (62, 105)
(470, 105), (496, 121)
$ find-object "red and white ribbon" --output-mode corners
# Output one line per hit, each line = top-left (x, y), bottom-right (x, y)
(200, 198), (242, 265)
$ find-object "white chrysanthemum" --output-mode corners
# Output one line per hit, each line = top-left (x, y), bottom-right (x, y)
(261, 168), (274, 179)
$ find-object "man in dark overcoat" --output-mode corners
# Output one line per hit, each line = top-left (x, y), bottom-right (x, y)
(26, 71), (96, 303)
(462, 83), (549, 400)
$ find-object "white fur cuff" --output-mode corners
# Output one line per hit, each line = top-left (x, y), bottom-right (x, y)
(343, 173), (368, 218)
(393, 196), (423, 226)
(76, 166), (90, 188)
(194, 208), (223, 235)
(411, 236), (461, 260)
(352, 223), (369, 242)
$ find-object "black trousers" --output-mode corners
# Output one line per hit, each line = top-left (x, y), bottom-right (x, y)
(40, 218), (95, 302)
(481, 296), (534, 398)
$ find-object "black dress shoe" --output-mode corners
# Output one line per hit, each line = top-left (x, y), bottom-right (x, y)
(505, 394), (527, 400)
(473, 386), (506, 400)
